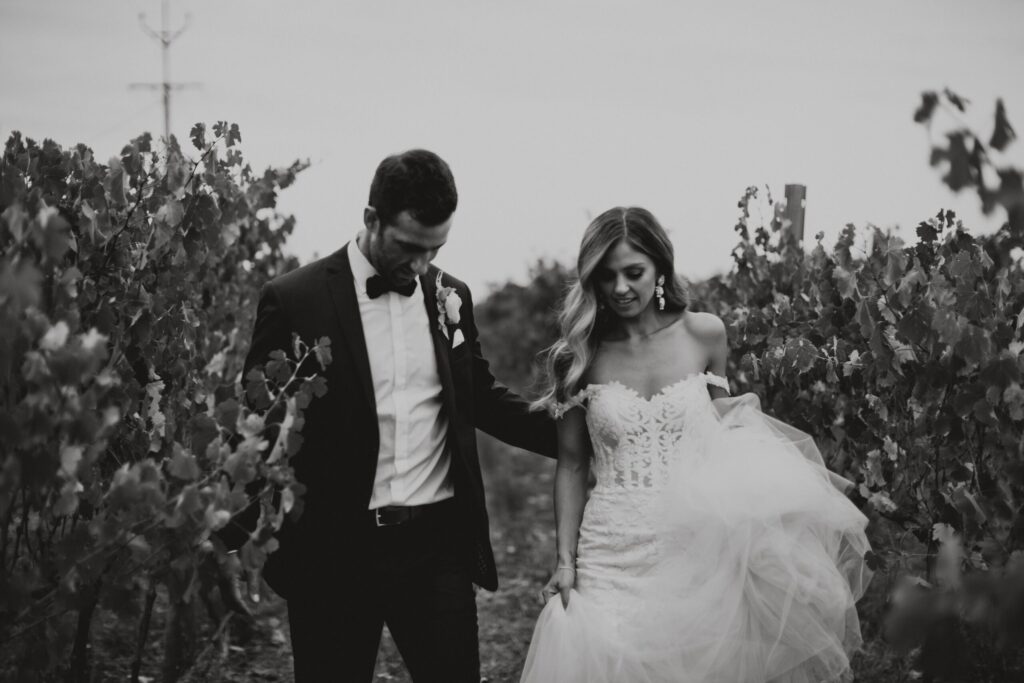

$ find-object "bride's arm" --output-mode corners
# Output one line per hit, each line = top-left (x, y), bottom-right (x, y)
(691, 311), (729, 400)
(543, 407), (591, 608)
(708, 322), (729, 400)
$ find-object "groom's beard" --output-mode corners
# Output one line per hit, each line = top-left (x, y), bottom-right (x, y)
(390, 268), (418, 287)
(367, 239), (416, 288)
(382, 268), (418, 290)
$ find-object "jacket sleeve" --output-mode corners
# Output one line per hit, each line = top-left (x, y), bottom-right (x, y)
(461, 285), (558, 459)
(242, 282), (292, 381)
(219, 282), (292, 551)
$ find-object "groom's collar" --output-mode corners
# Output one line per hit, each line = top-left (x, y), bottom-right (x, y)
(347, 237), (377, 294)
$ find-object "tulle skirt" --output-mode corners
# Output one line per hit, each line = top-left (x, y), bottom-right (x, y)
(520, 394), (871, 683)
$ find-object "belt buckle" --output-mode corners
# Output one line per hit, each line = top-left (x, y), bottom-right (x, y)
(374, 507), (399, 527)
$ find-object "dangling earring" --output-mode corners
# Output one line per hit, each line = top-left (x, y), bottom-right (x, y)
(655, 275), (666, 311)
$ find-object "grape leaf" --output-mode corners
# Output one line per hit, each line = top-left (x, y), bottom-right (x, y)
(265, 357), (291, 386)
(947, 250), (982, 281)
(943, 88), (970, 113)
(39, 207), (72, 260)
(896, 309), (931, 345)
(783, 337), (818, 374)
(1003, 383), (1024, 420)
(833, 266), (858, 300)
(856, 299), (875, 338)
(877, 296), (897, 325)
(2, 202), (28, 242)
(994, 169), (1024, 218)
(914, 91), (939, 124)
(0, 260), (43, 311)
(60, 444), (83, 478)
(990, 98), (1016, 152)
(188, 414), (219, 458)
(215, 398), (240, 432)
(314, 337), (333, 370)
(105, 159), (128, 206)
(204, 506), (231, 531)
(168, 446), (200, 481)
(287, 431), (304, 457)
(932, 522), (957, 544)
(190, 123), (207, 151)
(941, 132), (976, 191)
(932, 308), (963, 346)
(884, 250), (908, 287)
(954, 324), (992, 366)
(842, 350), (862, 377)
(245, 369), (271, 410)
(156, 198), (184, 228)
(916, 219), (939, 244)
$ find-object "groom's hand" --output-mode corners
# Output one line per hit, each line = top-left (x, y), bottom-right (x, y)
(541, 567), (576, 609)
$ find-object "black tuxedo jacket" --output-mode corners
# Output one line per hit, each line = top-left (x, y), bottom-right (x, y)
(234, 245), (557, 596)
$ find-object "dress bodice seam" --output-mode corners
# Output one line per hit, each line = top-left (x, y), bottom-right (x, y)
(583, 371), (729, 403)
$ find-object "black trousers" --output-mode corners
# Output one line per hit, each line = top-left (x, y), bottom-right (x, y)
(286, 501), (480, 683)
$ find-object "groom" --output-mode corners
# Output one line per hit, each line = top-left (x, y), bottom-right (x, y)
(238, 149), (557, 682)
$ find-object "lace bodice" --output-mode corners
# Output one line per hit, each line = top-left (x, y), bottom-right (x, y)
(565, 372), (730, 491)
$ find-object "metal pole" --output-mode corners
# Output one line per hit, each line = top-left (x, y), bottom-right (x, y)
(161, 0), (171, 140)
(783, 184), (806, 246)
(131, 0), (196, 145)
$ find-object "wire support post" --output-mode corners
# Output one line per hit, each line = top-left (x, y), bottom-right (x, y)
(129, 0), (200, 143)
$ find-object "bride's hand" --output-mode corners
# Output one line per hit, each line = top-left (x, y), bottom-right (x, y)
(541, 566), (576, 608)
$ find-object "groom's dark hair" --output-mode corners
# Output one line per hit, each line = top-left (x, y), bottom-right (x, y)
(368, 149), (458, 228)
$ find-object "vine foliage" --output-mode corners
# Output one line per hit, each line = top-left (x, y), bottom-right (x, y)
(0, 125), (327, 680)
(695, 91), (1024, 678)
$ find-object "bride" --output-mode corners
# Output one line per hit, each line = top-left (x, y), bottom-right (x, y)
(520, 207), (871, 683)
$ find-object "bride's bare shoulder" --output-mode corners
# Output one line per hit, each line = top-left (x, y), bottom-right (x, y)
(681, 310), (726, 343)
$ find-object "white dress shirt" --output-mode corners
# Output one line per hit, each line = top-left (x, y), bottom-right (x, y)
(348, 239), (454, 509)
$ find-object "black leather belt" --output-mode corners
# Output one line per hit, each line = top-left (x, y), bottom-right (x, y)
(371, 499), (454, 527)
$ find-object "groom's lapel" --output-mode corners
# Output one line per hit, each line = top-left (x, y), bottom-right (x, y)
(325, 245), (376, 414)
(421, 269), (459, 420)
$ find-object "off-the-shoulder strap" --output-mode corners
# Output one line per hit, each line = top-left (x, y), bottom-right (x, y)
(552, 387), (591, 419)
(703, 372), (730, 394)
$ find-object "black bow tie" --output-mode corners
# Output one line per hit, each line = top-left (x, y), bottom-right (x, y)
(366, 274), (417, 299)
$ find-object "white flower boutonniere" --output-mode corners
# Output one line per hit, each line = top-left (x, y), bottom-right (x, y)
(435, 271), (462, 340)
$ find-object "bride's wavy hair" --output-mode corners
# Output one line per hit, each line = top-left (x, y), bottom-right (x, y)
(534, 207), (688, 412)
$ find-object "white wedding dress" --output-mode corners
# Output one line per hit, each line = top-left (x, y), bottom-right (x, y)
(520, 373), (871, 683)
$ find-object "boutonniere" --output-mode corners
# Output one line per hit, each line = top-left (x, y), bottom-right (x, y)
(435, 271), (462, 340)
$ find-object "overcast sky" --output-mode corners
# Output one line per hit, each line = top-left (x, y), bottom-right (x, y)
(3, 0), (1023, 293)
